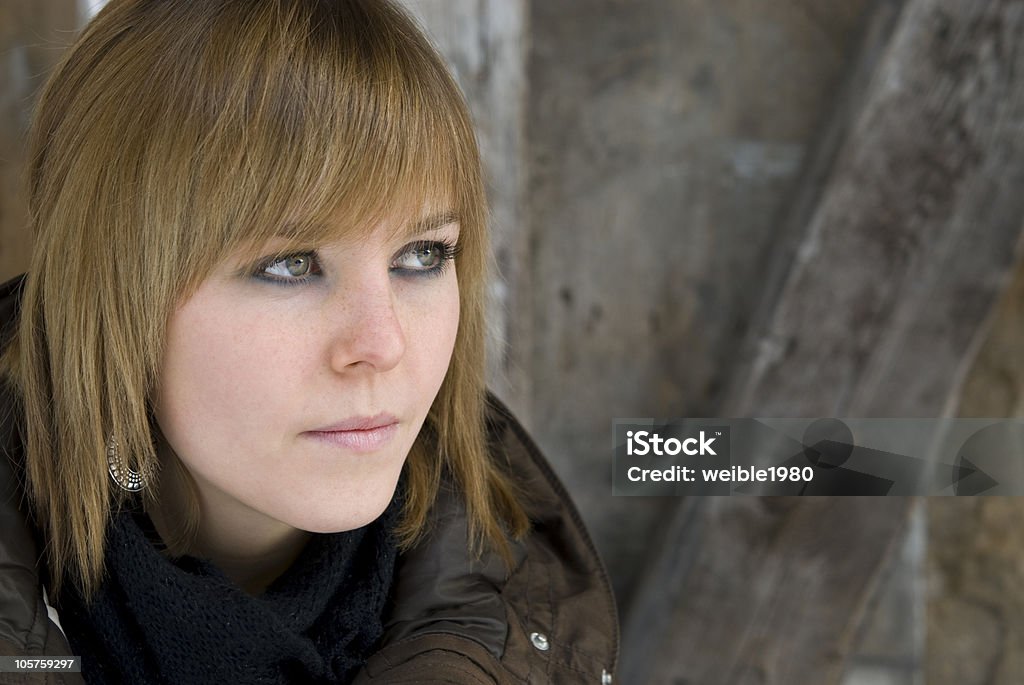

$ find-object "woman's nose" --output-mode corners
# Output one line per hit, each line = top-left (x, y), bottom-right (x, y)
(325, 280), (406, 373)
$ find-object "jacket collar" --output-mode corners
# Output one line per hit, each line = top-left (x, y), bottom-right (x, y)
(0, 275), (49, 654)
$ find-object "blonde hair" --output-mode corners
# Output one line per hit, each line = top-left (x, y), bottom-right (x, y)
(1, 0), (530, 600)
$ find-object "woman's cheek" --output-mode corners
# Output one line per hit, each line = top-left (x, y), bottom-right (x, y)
(403, 278), (460, 393)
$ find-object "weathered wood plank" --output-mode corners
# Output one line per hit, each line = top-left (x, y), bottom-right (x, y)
(725, 0), (1024, 419)
(926, 257), (1024, 685)
(524, 0), (873, 608)
(926, 498), (1024, 685)
(958, 254), (1024, 419)
(1, 1), (82, 282)
(650, 497), (910, 685)
(622, 0), (1024, 681)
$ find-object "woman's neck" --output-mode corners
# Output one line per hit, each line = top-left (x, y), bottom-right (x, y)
(190, 522), (311, 595)
(148, 448), (312, 596)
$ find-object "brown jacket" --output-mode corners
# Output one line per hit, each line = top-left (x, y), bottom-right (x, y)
(0, 275), (619, 684)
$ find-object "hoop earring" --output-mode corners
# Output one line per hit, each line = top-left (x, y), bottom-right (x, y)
(106, 434), (151, 492)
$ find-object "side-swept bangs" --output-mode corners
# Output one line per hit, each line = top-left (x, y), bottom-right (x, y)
(4, 0), (527, 600)
(120, 0), (486, 300)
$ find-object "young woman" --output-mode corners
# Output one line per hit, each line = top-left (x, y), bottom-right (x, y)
(0, 0), (618, 682)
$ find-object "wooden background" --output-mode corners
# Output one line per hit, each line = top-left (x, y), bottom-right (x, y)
(4, 1), (1024, 683)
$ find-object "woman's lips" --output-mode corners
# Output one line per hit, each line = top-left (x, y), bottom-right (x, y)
(303, 418), (399, 453)
(310, 413), (399, 432)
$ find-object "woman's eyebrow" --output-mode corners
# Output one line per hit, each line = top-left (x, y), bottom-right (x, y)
(405, 211), (459, 237)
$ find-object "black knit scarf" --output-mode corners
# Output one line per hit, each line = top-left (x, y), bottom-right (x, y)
(54, 483), (404, 684)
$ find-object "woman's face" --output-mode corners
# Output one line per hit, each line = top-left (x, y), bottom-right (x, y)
(152, 211), (460, 537)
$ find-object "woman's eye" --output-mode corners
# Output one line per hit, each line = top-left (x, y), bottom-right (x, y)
(393, 241), (459, 273)
(257, 252), (321, 283)
(252, 241), (457, 285)
(395, 244), (442, 270)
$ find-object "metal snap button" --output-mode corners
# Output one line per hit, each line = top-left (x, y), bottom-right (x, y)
(529, 632), (550, 651)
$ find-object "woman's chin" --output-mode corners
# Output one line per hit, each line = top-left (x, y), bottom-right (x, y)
(287, 492), (400, 535)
